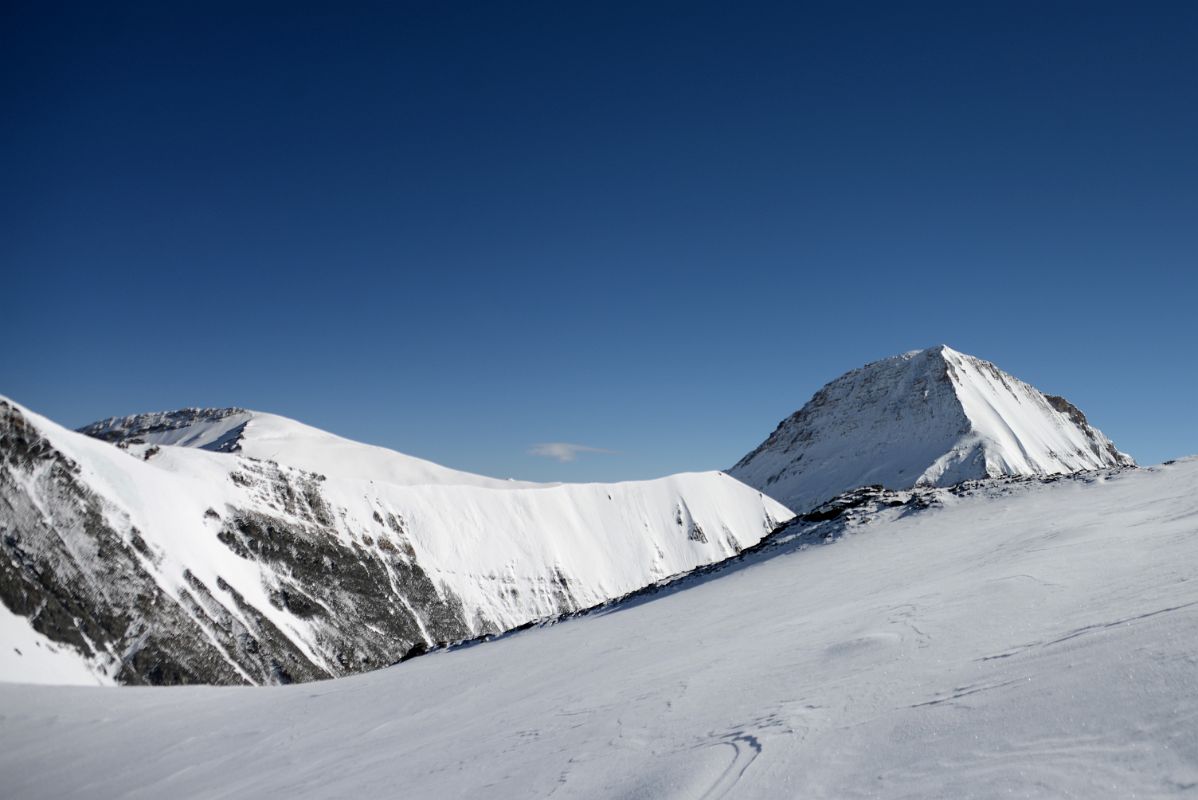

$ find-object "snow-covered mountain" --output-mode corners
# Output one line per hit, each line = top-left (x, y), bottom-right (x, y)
(730, 345), (1133, 511)
(2, 456), (1191, 798)
(0, 397), (789, 686)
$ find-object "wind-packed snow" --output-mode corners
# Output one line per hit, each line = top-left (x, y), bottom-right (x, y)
(731, 345), (1133, 511)
(2, 397), (790, 684)
(3, 458), (1195, 798)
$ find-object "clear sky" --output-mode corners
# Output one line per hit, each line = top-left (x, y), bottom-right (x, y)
(3, 1), (1195, 481)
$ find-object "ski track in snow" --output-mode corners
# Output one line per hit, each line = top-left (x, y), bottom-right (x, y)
(2, 459), (1198, 797)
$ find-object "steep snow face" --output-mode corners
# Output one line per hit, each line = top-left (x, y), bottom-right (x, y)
(2, 459), (1194, 798)
(1, 397), (790, 685)
(730, 345), (1133, 511)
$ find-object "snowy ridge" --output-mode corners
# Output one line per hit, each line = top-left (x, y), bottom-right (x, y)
(1, 397), (790, 685)
(79, 408), (534, 488)
(730, 345), (1133, 511)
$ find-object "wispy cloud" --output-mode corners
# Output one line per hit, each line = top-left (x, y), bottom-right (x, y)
(528, 442), (617, 463)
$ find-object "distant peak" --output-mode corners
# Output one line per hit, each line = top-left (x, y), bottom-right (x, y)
(81, 407), (248, 433)
(731, 345), (1132, 511)
(78, 407), (253, 452)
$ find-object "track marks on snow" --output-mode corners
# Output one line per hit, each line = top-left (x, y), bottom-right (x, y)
(695, 731), (763, 800)
(907, 678), (1023, 709)
(979, 601), (1198, 662)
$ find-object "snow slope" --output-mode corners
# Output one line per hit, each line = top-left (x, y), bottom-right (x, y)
(1, 397), (790, 685)
(2, 458), (1195, 798)
(0, 604), (105, 687)
(731, 345), (1133, 511)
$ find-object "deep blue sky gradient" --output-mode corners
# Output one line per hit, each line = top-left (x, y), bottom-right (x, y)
(3, 2), (1196, 480)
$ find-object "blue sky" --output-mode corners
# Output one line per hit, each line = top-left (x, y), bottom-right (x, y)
(3, 1), (1195, 481)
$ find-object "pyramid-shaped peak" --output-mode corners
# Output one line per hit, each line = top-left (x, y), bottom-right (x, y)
(730, 347), (1133, 512)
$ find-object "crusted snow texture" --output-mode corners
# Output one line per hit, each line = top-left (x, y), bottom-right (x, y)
(730, 345), (1134, 512)
(0, 397), (790, 686)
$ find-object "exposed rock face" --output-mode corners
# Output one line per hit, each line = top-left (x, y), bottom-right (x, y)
(730, 346), (1134, 512)
(1, 402), (256, 685)
(1, 398), (790, 686)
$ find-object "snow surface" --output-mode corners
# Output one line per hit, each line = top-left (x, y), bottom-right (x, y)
(0, 604), (107, 687)
(2, 397), (790, 683)
(3, 458), (1196, 798)
(731, 345), (1132, 512)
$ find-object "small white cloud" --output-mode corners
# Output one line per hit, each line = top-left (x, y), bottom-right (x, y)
(528, 442), (616, 463)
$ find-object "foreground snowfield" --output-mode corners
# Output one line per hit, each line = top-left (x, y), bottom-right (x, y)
(3, 459), (1197, 798)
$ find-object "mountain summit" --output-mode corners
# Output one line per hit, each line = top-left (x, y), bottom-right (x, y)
(730, 345), (1133, 512)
